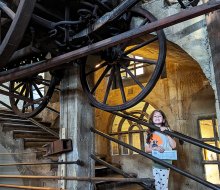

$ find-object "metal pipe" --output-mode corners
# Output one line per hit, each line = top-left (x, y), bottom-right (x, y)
(0, 175), (149, 182)
(91, 128), (219, 190)
(113, 111), (220, 154)
(0, 1), (219, 83)
(0, 160), (82, 167)
(0, 184), (63, 190)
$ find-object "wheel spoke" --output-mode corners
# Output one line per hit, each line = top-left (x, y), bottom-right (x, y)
(22, 83), (30, 112)
(123, 36), (158, 56)
(103, 66), (115, 104)
(32, 81), (44, 98)
(121, 56), (157, 65)
(15, 83), (26, 105)
(28, 82), (35, 111)
(14, 82), (24, 91)
(139, 18), (148, 26)
(86, 61), (108, 76)
(0, 2), (15, 19)
(116, 65), (126, 103)
(120, 63), (144, 89)
(91, 65), (111, 94)
(34, 76), (50, 87)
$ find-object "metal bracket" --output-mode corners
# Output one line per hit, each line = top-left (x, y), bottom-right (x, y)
(43, 139), (72, 157)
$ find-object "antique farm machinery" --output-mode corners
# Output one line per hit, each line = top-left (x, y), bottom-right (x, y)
(0, 0), (219, 118)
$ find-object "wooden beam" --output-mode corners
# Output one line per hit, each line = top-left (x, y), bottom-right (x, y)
(0, 0), (219, 83)
(0, 184), (63, 190)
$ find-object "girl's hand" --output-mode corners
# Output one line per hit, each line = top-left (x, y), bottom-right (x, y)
(152, 146), (165, 153)
(160, 127), (170, 132)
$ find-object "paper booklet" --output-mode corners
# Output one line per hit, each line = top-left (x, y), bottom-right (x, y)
(152, 150), (177, 160)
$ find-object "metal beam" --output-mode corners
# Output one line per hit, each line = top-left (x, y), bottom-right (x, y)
(0, 175), (149, 182)
(0, 0), (219, 83)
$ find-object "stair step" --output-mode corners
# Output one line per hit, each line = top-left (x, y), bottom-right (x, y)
(24, 141), (51, 148)
(0, 111), (43, 121)
(24, 138), (56, 142)
(13, 130), (59, 139)
(0, 118), (51, 126)
(2, 123), (59, 132)
(3, 126), (44, 132)
(96, 182), (148, 190)
(95, 173), (153, 190)
(0, 109), (17, 115)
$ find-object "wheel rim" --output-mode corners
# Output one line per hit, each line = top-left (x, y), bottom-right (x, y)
(0, 0), (36, 68)
(80, 7), (166, 111)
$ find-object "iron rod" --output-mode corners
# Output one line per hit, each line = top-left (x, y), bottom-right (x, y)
(0, 1), (219, 83)
(0, 175), (149, 182)
(113, 111), (220, 154)
(0, 160), (82, 167)
(0, 184), (63, 190)
(91, 128), (220, 190)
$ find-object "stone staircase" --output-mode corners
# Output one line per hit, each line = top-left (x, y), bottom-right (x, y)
(0, 109), (59, 151)
(0, 109), (60, 188)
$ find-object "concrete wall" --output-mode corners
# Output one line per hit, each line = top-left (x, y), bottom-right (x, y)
(0, 144), (23, 190)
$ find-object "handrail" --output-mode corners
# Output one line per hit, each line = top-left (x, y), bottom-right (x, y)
(28, 118), (59, 138)
(91, 128), (220, 190)
(111, 111), (220, 154)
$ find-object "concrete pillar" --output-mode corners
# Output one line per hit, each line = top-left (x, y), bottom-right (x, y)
(59, 63), (94, 189)
(205, 1), (220, 140)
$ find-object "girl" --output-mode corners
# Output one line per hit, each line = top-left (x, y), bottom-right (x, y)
(145, 110), (176, 190)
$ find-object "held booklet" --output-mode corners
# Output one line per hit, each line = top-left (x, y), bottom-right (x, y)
(152, 150), (177, 160)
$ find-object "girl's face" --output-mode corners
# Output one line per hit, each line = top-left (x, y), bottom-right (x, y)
(152, 111), (164, 126)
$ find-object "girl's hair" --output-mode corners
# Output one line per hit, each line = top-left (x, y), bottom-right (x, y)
(146, 109), (170, 144)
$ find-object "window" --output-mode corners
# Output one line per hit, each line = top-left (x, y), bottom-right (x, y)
(198, 117), (220, 184)
(109, 101), (156, 155)
(121, 55), (144, 79)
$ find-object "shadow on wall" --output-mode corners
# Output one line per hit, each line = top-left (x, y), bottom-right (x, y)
(0, 144), (23, 189)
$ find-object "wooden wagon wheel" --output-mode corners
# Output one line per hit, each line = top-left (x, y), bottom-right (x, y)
(9, 69), (60, 118)
(80, 7), (166, 111)
(0, 0), (36, 68)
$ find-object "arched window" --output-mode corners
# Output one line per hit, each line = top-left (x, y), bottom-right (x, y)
(109, 101), (156, 155)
